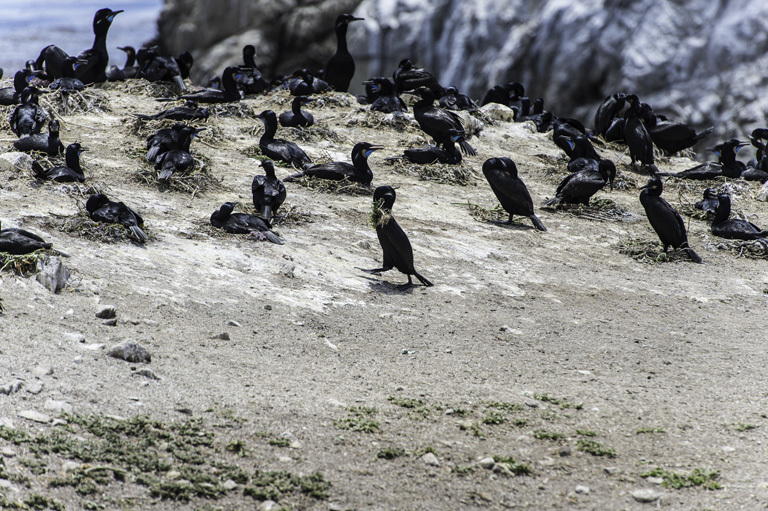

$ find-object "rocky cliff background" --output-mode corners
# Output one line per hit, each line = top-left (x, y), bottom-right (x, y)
(158, 0), (768, 144)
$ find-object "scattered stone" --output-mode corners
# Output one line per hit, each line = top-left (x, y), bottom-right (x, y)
(0, 152), (34, 172)
(227, 320), (241, 327)
(26, 382), (43, 395)
(646, 477), (664, 485)
(604, 467), (620, 475)
(257, 500), (279, 511)
(18, 410), (51, 423)
(64, 332), (86, 343)
(0, 478), (19, 493)
(212, 332), (230, 340)
(33, 364), (54, 376)
(328, 504), (344, 511)
(222, 479), (238, 491)
(577, 370), (592, 375)
(481, 103), (518, 122)
(575, 485), (590, 495)
(478, 457), (496, 469)
(103, 318), (118, 326)
(421, 452), (440, 466)
(264, 304), (272, 311)
(61, 461), (81, 473)
(133, 368), (161, 380)
(289, 440), (303, 449)
(73, 356), (83, 364)
(0, 380), (23, 395)
(95, 305), (117, 319)
(81, 343), (105, 351)
(631, 488), (662, 503)
(2, 447), (16, 457)
(538, 457), (556, 467)
(51, 418), (68, 427)
(278, 455), (292, 462)
(36, 256), (69, 293)
(357, 239), (371, 250)
(144, 319), (159, 326)
(44, 399), (73, 415)
(456, 419), (474, 430)
(559, 446), (572, 457)
(279, 263), (296, 278)
(524, 399), (541, 408)
(0, 418), (15, 429)
(324, 339), (339, 351)
(107, 341), (151, 363)
(166, 470), (181, 480)
(758, 181), (768, 202)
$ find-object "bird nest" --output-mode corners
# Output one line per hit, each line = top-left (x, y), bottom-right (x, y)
(0, 249), (55, 276)
(210, 102), (255, 118)
(385, 158), (477, 186)
(706, 238), (768, 259)
(461, 201), (507, 223)
(102, 79), (178, 98)
(134, 156), (221, 196)
(616, 237), (695, 264)
(312, 93), (352, 109)
(677, 203), (712, 221)
(343, 109), (419, 133)
(235, 202), (312, 227)
(291, 175), (372, 196)
(284, 125), (344, 143)
(41, 213), (152, 244)
(40, 88), (110, 116)
(369, 198), (393, 228)
(543, 197), (633, 222)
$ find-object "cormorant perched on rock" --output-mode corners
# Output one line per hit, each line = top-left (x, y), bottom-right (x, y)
(178, 66), (242, 103)
(594, 93), (626, 136)
(210, 202), (283, 244)
(362, 77), (407, 113)
(146, 123), (187, 163)
(543, 159), (616, 206)
(480, 82), (525, 107)
(0, 221), (52, 255)
(694, 188), (719, 215)
(638, 175), (702, 263)
(649, 121), (713, 155)
(85, 193), (148, 243)
(323, 14), (364, 92)
(278, 96), (314, 127)
(623, 95), (654, 167)
(438, 86), (478, 111)
(49, 57), (85, 91)
(552, 118), (596, 159)
(142, 49), (188, 91)
(403, 129), (464, 164)
(748, 128), (768, 168)
(9, 87), (47, 137)
(135, 100), (209, 121)
(413, 87), (475, 156)
(106, 46), (138, 80)
(154, 126), (205, 181)
(393, 59), (445, 96)
(0, 69), (40, 105)
(483, 157), (546, 231)
(240, 45), (268, 94)
(657, 139), (747, 180)
(13, 119), (64, 155)
(284, 142), (380, 184)
(289, 69), (330, 96)
(255, 110), (312, 168)
(251, 160), (286, 224)
(711, 194), (768, 245)
(33, 143), (86, 182)
(37, 9), (122, 84)
(360, 185), (433, 289)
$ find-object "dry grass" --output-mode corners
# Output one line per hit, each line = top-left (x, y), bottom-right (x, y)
(385, 158), (477, 186)
(41, 88), (110, 117)
(616, 237), (693, 264)
(284, 125), (345, 143)
(100, 80), (178, 99)
(0, 250), (53, 276)
(462, 201), (508, 223)
(543, 197), (633, 222)
(706, 238), (768, 259)
(134, 160), (221, 195)
(291, 175), (372, 196)
(41, 213), (152, 244)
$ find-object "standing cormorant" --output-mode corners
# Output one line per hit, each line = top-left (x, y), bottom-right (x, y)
(255, 110), (312, 168)
(480, 82), (525, 107)
(251, 160), (286, 224)
(393, 59), (445, 96)
(638, 175), (702, 263)
(323, 14), (364, 92)
(413, 87), (475, 156)
(623, 95), (654, 168)
(284, 142), (381, 184)
(483, 157), (546, 231)
(594, 93), (626, 136)
(360, 186), (433, 289)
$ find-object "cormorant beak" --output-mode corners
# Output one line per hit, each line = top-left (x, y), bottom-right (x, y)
(348, 16), (365, 23)
(362, 80), (374, 85)
(365, 145), (384, 158)
(107, 10), (124, 22)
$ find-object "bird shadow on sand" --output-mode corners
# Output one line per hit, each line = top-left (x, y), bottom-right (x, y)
(356, 272), (422, 294)
(486, 219), (538, 231)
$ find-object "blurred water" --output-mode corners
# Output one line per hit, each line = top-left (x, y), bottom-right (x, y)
(0, 0), (163, 76)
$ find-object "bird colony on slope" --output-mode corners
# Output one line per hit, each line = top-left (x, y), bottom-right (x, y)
(2, 8), (768, 296)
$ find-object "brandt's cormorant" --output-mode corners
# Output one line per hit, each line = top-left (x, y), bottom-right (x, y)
(623, 95), (654, 167)
(49, 57), (85, 91)
(251, 160), (286, 224)
(13, 119), (64, 156)
(178, 66), (242, 103)
(393, 59), (445, 96)
(438, 86), (478, 112)
(694, 188), (719, 215)
(240, 45), (268, 94)
(278, 96), (314, 128)
(284, 142), (381, 184)
(360, 186), (433, 289)
(362, 77), (407, 113)
(711, 194), (768, 245)
(210, 202), (283, 244)
(0, 69), (40, 106)
(657, 139), (747, 180)
(85, 193), (148, 243)
(543, 159), (616, 207)
(255, 110), (312, 168)
(480, 82), (525, 107)
(413, 87), (476, 156)
(323, 14), (364, 92)
(34, 143), (87, 182)
(154, 126), (205, 181)
(106, 46), (138, 81)
(649, 121), (713, 155)
(638, 175), (702, 263)
(9, 87), (47, 137)
(142, 50), (188, 91)
(146, 123), (187, 162)
(288, 69), (330, 96)
(483, 157), (546, 231)
(0, 221), (52, 255)
(403, 129), (464, 165)
(594, 92), (626, 136)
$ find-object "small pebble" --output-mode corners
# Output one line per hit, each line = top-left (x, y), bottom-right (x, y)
(631, 488), (662, 503)
(575, 485), (590, 495)
(559, 446), (572, 457)
(166, 470), (181, 480)
(0, 478), (19, 493)
(81, 343), (105, 351)
(18, 410), (51, 423)
(61, 461), (81, 473)
(478, 457), (496, 469)
(278, 455), (292, 462)
(227, 320), (241, 327)
(103, 318), (118, 326)
(646, 476), (664, 485)
(73, 356), (83, 364)
(63, 333), (85, 343)
(2, 447), (16, 457)
(604, 467), (620, 475)
(0, 380), (23, 395)
(33, 364), (54, 376)
(222, 479), (238, 491)
(95, 306), (117, 319)
(44, 399), (73, 415)
(421, 452), (439, 466)
(213, 332), (230, 340)
(289, 440), (303, 449)
(257, 501), (279, 511)
(107, 341), (151, 364)
(132, 368), (161, 380)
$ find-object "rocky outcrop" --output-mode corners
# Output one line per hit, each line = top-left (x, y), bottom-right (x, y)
(159, 0), (768, 142)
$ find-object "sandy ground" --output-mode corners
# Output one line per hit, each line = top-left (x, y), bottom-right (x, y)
(1, 80), (768, 511)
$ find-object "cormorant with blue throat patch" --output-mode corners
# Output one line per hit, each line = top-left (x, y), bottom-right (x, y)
(360, 185), (433, 289)
(413, 87), (476, 156)
(483, 157), (546, 231)
(638, 175), (702, 263)
(362, 77), (407, 113)
(0, 69), (41, 106)
(255, 110), (312, 168)
(711, 194), (768, 246)
(323, 14), (364, 92)
(284, 142), (380, 184)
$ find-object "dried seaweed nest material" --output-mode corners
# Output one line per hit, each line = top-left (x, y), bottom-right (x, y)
(126, 116), (211, 139)
(705, 238), (768, 259)
(677, 203), (713, 221)
(616, 237), (698, 264)
(283, 125), (345, 143)
(0, 249), (54, 276)
(134, 155), (221, 195)
(40, 88), (110, 116)
(369, 198), (392, 228)
(41, 214), (153, 244)
(236, 202), (312, 227)
(100, 80), (178, 98)
(343, 109), (420, 133)
(385, 158), (477, 186)
(543, 197), (636, 222)
(210, 102), (255, 118)
(461, 201), (507, 223)
(290, 175), (372, 196)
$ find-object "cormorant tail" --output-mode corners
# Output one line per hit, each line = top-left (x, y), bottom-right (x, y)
(172, 75), (187, 92)
(695, 127), (715, 143)
(146, 146), (162, 162)
(413, 271), (433, 287)
(158, 168), (174, 181)
(529, 214), (547, 231)
(542, 197), (561, 207)
(129, 225), (148, 243)
(459, 139), (476, 156)
(282, 171), (305, 182)
(264, 231), (283, 245)
(32, 160), (47, 179)
(683, 247), (702, 264)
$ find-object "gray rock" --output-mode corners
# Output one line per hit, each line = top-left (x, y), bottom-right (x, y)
(604, 467), (620, 475)
(0, 478), (19, 493)
(1, 447), (16, 457)
(575, 485), (590, 495)
(631, 488), (662, 503)
(36, 256), (69, 293)
(26, 382), (43, 395)
(0, 152), (34, 172)
(63, 333), (85, 343)
(421, 452), (439, 466)
(102, 318), (118, 327)
(222, 479), (238, 490)
(257, 500), (280, 511)
(44, 399), (73, 415)
(96, 305), (117, 319)
(32, 364), (54, 376)
(212, 332), (230, 340)
(478, 456), (496, 469)
(18, 410), (51, 423)
(107, 341), (151, 364)
(0, 380), (23, 395)
(758, 181), (768, 202)
(73, 356), (83, 364)
(227, 320), (241, 327)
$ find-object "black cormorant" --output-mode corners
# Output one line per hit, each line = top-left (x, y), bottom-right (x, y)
(480, 81), (524, 107)
(255, 110), (312, 168)
(649, 121), (713, 155)
(393, 59), (445, 96)
(0, 221), (52, 255)
(279, 96), (314, 127)
(623, 95), (654, 167)
(360, 185), (433, 289)
(403, 129), (463, 164)
(657, 139), (747, 180)
(9, 87), (47, 137)
(240, 45), (268, 94)
(483, 157), (546, 231)
(251, 160), (286, 224)
(210, 202), (282, 244)
(85, 193), (148, 243)
(0, 69), (40, 105)
(323, 14), (364, 92)
(13, 119), (64, 155)
(146, 123), (187, 162)
(34, 143), (87, 182)
(638, 175), (702, 263)
(413, 87), (475, 155)
(178, 66), (242, 103)
(135, 100), (209, 121)
(284, 142), (380, 184)
(543, 159), (616, 206)
(154, 126), (205, 181)
(711, 194), (768, 245)
(594, 92), (626, 136)
(694, 188), (719, 215)
(362, 77), (407, 113)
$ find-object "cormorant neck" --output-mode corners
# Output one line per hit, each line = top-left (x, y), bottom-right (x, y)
(65, 147), (82, 171)
(259, 116), (277, 140)
(335, 23), (349, 52)
(713, 199), (730, 224)
(352, 150), (373, 182)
